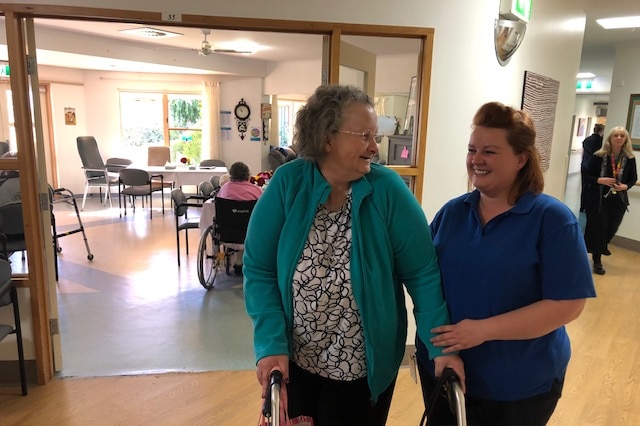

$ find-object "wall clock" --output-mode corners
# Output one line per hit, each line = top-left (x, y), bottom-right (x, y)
(234, 98), (251, 140)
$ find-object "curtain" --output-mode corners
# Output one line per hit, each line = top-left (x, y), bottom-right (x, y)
(201, 81), (220, 161)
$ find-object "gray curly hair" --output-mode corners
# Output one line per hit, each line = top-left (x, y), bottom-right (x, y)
(292, 85), (373, 162)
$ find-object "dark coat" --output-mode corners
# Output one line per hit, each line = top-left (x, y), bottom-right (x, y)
(581, 133), (603, 170)
(583, 154), (637, 212)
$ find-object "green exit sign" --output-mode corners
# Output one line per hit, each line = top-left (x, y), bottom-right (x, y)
(500, 0), (532, 23)
(0, 64), (9, 77)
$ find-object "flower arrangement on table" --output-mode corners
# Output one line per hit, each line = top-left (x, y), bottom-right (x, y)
(179, 156), (192, 166)
(250, 170), (273, 187)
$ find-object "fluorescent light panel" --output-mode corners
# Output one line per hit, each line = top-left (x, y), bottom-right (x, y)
(596, 16), (640, 29)
(577, 72), (595, 78)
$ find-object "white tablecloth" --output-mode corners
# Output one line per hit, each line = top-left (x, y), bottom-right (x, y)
(141, 166), (228, 187)
(199, 199), (216, 233)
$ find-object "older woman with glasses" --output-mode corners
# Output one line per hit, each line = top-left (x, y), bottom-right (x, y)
(243, 84), (463, 425)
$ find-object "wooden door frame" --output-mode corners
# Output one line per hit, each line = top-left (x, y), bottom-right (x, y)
(0, 3), (434, 385)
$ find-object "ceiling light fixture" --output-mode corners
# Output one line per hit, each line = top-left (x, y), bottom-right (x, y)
(577, 72), (596, 79)
(596, 16), (640, 30)
(119, 27), (183, 39)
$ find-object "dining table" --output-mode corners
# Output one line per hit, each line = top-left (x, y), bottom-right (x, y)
(140, 165), (228, 188)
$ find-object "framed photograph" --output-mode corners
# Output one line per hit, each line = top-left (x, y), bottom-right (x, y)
(576, 117), (586, 137)
(64, 107), (76, 125)
(403, 76), (417, 135)
(625, 94), (640, 150)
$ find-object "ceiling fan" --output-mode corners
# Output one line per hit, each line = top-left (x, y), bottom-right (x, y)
(196, 30), (253, 56)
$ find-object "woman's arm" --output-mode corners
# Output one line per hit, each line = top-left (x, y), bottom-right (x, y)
(431, 298), (586, 353)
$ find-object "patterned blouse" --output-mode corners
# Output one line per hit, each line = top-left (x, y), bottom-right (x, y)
(291, 190), (367, 381)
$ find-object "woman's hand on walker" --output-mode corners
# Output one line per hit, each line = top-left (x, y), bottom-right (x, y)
(256, 355), (289, 398)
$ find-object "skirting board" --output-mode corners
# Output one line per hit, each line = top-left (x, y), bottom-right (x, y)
(0, 360), (36, 387)
(612, 236), (640, 252)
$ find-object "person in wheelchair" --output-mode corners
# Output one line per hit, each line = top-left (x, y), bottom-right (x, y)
(215, 162), (262, 274)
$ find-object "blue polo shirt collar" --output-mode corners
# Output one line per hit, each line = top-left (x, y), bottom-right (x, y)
(463, 189), (537, 215)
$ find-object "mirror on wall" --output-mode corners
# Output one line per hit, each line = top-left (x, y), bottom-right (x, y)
(495, 19), (526, 65)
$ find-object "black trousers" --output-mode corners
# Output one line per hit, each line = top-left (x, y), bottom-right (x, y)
(286, 361), (396, 426)
(416, 353), (563, 426)
(584, 195), (627, 255)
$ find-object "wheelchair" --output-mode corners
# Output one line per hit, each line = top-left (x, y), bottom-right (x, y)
(196, 197), (257, 290)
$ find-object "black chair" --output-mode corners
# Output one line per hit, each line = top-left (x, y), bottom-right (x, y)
(0, 203), (26, 261)
(170, 188), (204, 267)
(196, 198), (256, 290)
(0, 141), (9, 156)
(0, 257), (27, 395)
(76, 136), (118, 210)
(118, 168), (165, 219)
(199, 159), (226, 168)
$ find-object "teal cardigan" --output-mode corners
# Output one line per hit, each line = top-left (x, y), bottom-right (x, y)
(243, 159), (449, 401)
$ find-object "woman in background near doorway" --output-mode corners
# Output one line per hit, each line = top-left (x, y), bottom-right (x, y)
(582, 126), (637, 275)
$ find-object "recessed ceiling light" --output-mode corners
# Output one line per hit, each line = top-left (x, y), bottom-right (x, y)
(577, 72), (596, 78)
(119, 27), (183, 39)
(596, 16), (640, 30)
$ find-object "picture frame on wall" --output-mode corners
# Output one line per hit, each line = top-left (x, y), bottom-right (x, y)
(625, 93), (640, 150)
(403, 76), (417, 135)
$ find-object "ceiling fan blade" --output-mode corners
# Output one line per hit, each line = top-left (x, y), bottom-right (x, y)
(213, 48), (253, 54)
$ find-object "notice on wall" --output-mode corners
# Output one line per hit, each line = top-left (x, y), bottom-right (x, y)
(221, 110), (232, 141)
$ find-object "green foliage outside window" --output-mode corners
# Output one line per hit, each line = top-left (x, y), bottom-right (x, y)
(121, 127), (163, 147)
(170, 99), (202, 128)
(171, 130), (202, 162)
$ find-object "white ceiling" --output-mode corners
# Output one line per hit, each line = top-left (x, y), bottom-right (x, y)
(0, 17), (421, 76)
(1, 2), (640, 85)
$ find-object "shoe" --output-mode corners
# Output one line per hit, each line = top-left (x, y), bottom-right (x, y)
(603, 248), (611, 256)
(233, 264), (243, 275)
(593, 263), (606, 275)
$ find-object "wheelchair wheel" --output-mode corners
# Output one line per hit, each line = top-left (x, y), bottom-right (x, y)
(197, 225), (221, 290)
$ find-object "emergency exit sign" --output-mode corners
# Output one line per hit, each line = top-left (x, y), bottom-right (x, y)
(500, 0), (532, 23)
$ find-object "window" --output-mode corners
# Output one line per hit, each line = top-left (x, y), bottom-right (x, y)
(119, 91), (202, 163)
(277, 99), (305, 147)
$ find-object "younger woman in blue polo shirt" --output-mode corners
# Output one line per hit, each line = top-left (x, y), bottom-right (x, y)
(416, 102), (596, 426)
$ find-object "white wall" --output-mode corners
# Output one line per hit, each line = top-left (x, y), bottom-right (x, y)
(422, 1), (585, 221)
(604, 41), (640, 242)
(264, 59), (322, 97)
(49, 83), (88, 195)
(45, 70), (216, 194)
(219, 78), (267, 175)
(375, 54), (418, 94)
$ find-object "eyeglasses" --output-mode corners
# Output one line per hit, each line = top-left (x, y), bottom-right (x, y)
(336, 129), (384, 144)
